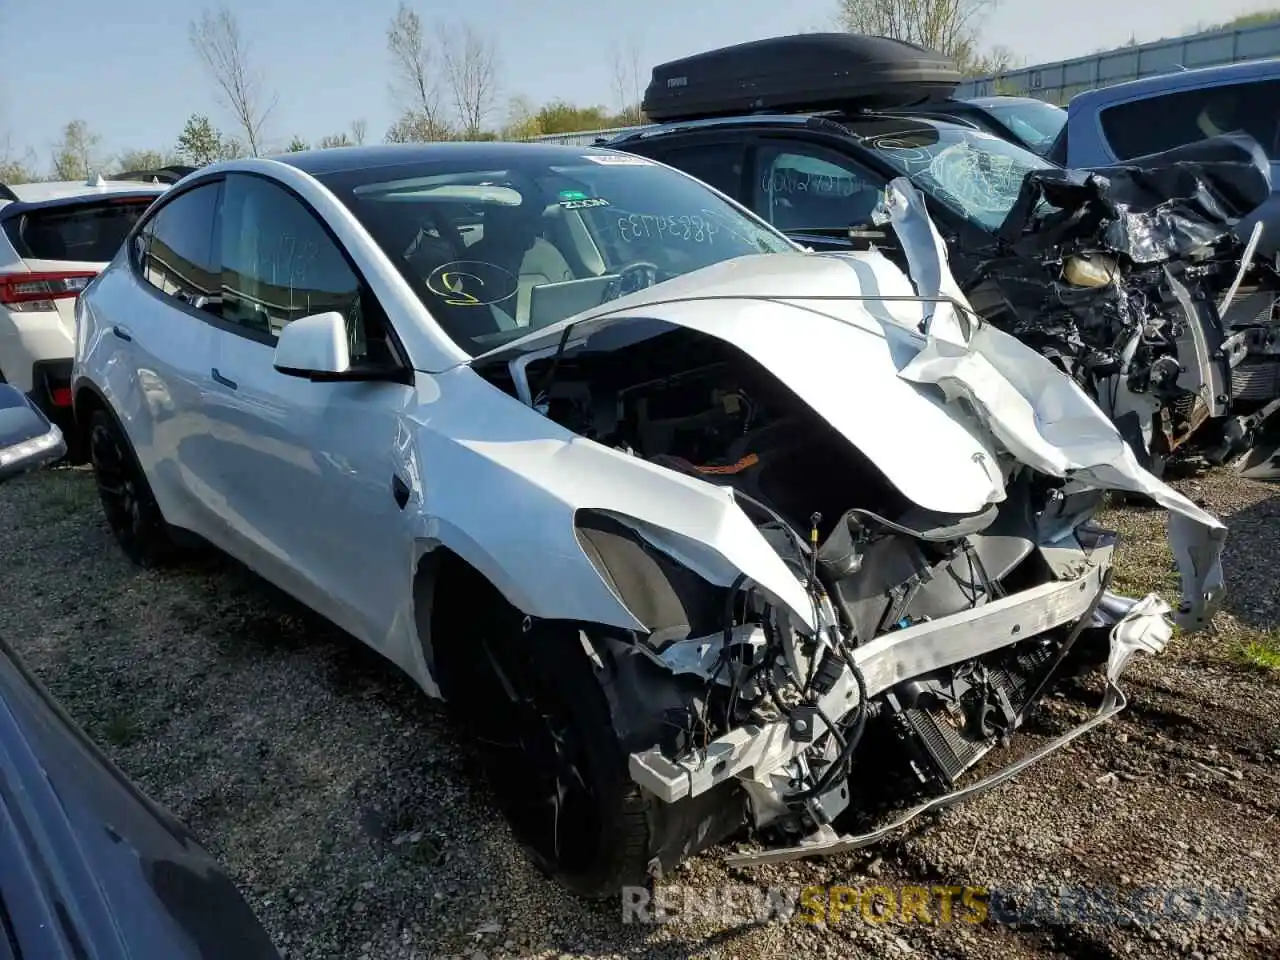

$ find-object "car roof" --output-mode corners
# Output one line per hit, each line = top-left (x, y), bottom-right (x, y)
(2, 178), (168, 204)
(965, 96), (1061, 108)
(270, 141), (646, 177)
(1069, 57), (1280, 110)
(607, 111), (955, 145)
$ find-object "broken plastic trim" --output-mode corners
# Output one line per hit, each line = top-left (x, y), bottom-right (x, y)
(628, 550), (1113, 804)
(721, 592), (1171, 867)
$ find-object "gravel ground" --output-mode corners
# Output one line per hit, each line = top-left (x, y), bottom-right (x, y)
(2, 463), (1279, 960)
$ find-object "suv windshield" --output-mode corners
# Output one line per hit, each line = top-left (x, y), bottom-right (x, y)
(979, 99), (1067, 155)
(856, 124), (1056, 232)
(321, 150), (793, 355)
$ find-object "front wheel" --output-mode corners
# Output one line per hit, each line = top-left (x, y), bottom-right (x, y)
(88, 408), (176, 565)
(441, 607), (655, 897)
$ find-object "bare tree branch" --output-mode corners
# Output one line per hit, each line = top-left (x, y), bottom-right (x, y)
(609, 38), (646, 124)
(387, 3), (448, 138)
(51, 120), (103, 180)
(350, 118), (368, 145)
(836, 0), (1002, 75)
(442, 21), (499, 139)
(189, 6), (276, 155)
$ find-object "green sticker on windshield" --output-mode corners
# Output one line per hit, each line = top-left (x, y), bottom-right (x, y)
(557, 190), (610, 210)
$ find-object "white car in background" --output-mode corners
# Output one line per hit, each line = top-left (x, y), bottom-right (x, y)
(72, 143), (1224, 897)
(0, 175), (168, 458)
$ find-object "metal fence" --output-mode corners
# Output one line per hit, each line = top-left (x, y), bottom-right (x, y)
(521, 124), (654, 146)
(959, 19), (1280, 103)
(518, 19), (1280, 147)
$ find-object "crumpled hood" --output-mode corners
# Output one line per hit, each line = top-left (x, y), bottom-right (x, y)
(475, 181), (1227, 630)
(475, 252), (1008, 515)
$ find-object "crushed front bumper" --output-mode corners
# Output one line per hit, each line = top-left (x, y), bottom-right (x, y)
(628, 540), (1175, 867)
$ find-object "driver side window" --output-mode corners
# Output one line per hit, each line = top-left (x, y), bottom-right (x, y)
(752, 142), (887, 233)
(219, 174), (373, 359)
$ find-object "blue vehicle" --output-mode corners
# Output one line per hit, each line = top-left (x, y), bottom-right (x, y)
(1052, 58), (1280, 249)
(901, 95), (1067, 158)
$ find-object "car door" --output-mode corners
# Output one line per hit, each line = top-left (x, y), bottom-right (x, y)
(110, 180), (225, 538)
(747, 138), (897, 254)
(641, 139), (750, 203)
(202, 172), (418, 653)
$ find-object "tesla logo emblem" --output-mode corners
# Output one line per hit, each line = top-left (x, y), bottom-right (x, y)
(973, 452), (994, 481)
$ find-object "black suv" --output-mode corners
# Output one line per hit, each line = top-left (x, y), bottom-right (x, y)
(602, 35), (1060, 292)
(607, 110), (1054, 286)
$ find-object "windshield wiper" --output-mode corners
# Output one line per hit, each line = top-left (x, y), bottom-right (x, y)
(786, 225), (888, 237)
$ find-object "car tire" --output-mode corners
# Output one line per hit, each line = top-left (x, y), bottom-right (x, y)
(88, 408), (176, 565)
(436, 586), (654, 898)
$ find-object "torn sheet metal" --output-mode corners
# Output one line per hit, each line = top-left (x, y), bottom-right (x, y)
(998, 132), (1272, 264)
(881, 177), (1226, 630)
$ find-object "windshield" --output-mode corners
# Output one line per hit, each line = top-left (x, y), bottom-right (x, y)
(979, 100), (1067, 155)
(321, 151), (793, 356)
(857, 126), (1056, 232)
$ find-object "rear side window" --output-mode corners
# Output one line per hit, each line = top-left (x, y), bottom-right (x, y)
(3, 197), (155, 262)
(1099, 78), (1280, 161)
(138, 182), (223, 315)
(652, 142), (747, 200)
(752, 141), (887, 232)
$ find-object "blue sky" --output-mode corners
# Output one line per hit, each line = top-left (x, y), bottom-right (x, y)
(2, 0), (1276, 166)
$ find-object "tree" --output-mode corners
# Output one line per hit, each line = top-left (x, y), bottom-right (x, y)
(285, 135), (310, 152)
(836, 0), (1004, 76)
(51, 120), (103, 180)
(350, 118), (368, 145)
(968, 43), (1019, 79)
(610, 39), (646, 125)
(1201, 9), (1280, 32)
(190, 6), (277, 155)
(536, 100), (614, 135)
(176, 114), (231, 166)
(116, 148), (178, 172)
(318, 132), (353, 149)
(387, 3), (449, 139)
(502, 95), (542, 140)
(443, 21), (499, 139)
(0, 95), (35, 183)
(385, 110), (444, 143)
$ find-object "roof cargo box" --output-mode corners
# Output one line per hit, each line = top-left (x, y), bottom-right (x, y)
(642, 34), (961, 123)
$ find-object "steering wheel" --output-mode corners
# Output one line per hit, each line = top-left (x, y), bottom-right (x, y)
(603, 261), (661, 302)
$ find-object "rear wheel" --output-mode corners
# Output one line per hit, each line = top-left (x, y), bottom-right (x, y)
(88, 408), (176, 565)
(434, 575), (654, 897)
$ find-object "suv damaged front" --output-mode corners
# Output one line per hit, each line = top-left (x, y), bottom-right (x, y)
(472, 179), (1226, 876)
(976, 132), (1278, 471)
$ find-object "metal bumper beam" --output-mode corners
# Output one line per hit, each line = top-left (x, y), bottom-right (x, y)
(629, 548), (1114, 804)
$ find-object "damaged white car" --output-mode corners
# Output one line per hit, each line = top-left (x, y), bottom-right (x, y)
(71, 143), (1226, 897)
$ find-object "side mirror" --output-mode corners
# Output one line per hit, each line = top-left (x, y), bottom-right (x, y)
(0, 384), (67, 483)
(272, 311), (353, 380)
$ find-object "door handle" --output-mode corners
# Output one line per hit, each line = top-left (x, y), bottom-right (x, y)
(211, 367), (238, 390)
(112, 325), (132, 341)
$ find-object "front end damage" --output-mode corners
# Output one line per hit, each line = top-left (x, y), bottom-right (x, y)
(471, 182), (1227, 877)
(974, 133), (1278, 469)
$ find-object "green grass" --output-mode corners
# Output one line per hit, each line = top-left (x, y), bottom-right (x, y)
(100, 710), (142, 747)
(1239, 633), (1280, 672)
(31, 469), (98, 520)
